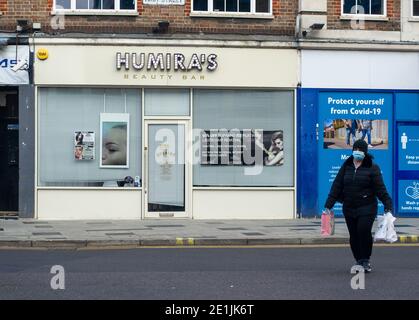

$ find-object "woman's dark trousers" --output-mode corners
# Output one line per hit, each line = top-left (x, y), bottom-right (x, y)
(344, 214), (376, 262)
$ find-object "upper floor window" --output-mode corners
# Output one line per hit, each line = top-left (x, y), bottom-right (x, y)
(413, 0), (419, 16)
(54, 0), (136, 11)
(342, 0), (386, 16)
(192, 0), (271, 14)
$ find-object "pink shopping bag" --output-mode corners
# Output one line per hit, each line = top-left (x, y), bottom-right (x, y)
(321, 210), (335, 236)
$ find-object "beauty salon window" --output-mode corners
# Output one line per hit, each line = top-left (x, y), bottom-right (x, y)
(193, 90), (294, 187)
(145, 89), (190, 116)
(38, 88), (141, 187)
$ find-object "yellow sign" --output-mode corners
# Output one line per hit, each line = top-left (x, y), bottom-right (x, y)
(37, 49), (49, 60)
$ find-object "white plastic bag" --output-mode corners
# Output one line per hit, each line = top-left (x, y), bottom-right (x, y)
(385, 212), (398, 243)
(374, 215), (387, 241)
(374, 212), (397, 243)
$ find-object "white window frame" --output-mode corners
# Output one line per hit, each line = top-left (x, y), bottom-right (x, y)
(340, 0), (387, 20)
(412, 0), (419, 17)
(53, 0), (138, 16)
(191, 0), (273, 18)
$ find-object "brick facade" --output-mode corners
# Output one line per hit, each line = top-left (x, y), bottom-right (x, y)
(328, 0), (401, 31)
(0, 0), (7, 14)
(0, 1), (401, 35)
(0, 0), (297, 36)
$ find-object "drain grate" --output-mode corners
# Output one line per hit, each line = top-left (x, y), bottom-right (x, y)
(146, 225), (185, 228)
(105, 232), (135, 236)
(87, 228), (153, 232)
(23, 221), (49, 224)
(32, 232), (62, 236)
(242, 232), (265, 236)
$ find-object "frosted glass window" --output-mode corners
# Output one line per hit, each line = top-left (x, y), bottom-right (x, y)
(148, 124), (185, 212)
(38, 88), (141, 187)
(145, 89), (190, 116)
(193, 90), (294, 187)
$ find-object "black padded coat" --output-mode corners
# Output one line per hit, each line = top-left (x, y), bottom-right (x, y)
(324, 155), (393, 217)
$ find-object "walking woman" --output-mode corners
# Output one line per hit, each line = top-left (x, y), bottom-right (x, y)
(324, 139), (393, 272)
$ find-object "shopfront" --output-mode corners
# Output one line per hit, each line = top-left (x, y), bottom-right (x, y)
(0, 42), (34, 219)
(299, 49), (419, 218)
(34, 40), (298, 220)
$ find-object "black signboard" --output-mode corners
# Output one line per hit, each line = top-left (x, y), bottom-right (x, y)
(200, 129), (284, 166)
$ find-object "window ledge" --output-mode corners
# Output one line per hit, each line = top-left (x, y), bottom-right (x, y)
(408, 17), (419, 22)
(340, 14), (389, 22)
(190, 12), (274, 20)
(37, 186), (142, 191)
(51, 10), (139, 16)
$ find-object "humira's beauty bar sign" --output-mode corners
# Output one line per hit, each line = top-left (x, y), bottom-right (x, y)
(116, 52), (218, 72)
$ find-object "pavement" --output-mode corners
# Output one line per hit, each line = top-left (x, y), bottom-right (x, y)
(0, 217), (419, 249)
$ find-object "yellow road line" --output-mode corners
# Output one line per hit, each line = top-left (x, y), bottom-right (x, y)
(175, 238), (195, 246)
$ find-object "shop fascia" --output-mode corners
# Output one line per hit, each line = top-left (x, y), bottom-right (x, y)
(116, 52), (218, 72)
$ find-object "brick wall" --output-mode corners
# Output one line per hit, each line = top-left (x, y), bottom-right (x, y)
(0, 0), (7, 14)
(0, 1), (402, 36)
(0, 0), (298, 36)
(0, 0), (52, 29)
(327, 0), (400, 31)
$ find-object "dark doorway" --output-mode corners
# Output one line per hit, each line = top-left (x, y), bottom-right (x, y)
(0, 88), (18, 216)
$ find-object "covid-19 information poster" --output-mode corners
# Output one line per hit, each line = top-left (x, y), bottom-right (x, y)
(398, 125), (419, 171)
(318, 92), (393, 216)
(398, 124), (419, 214)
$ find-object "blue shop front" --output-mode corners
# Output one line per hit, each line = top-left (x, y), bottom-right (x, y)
(298, 50), (419, 218)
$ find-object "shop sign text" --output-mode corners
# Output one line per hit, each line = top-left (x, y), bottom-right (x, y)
(116, 52), (218, 72)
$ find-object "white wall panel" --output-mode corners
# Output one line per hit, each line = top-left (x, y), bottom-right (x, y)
(192, 190), (295, 219)
(302, 50), (419, 90)
(37, 189), (142, 220)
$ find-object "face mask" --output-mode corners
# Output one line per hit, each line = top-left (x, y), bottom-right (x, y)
(353, 150), (365, 161)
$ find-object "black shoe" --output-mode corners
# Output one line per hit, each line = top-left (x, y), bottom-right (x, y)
(362, 261), (372, 273)
(351, 261), (364, 274)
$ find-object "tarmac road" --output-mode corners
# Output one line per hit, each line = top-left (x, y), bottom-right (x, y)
(0, 245), (418, 300)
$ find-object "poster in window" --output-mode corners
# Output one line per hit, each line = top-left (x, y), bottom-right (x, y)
(323, 119), (389, 150)
(74, 131), (95, 161)
(262, 130), (284, 166)
(200, 129), (284, 166)
(100, 113), (130, 168)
